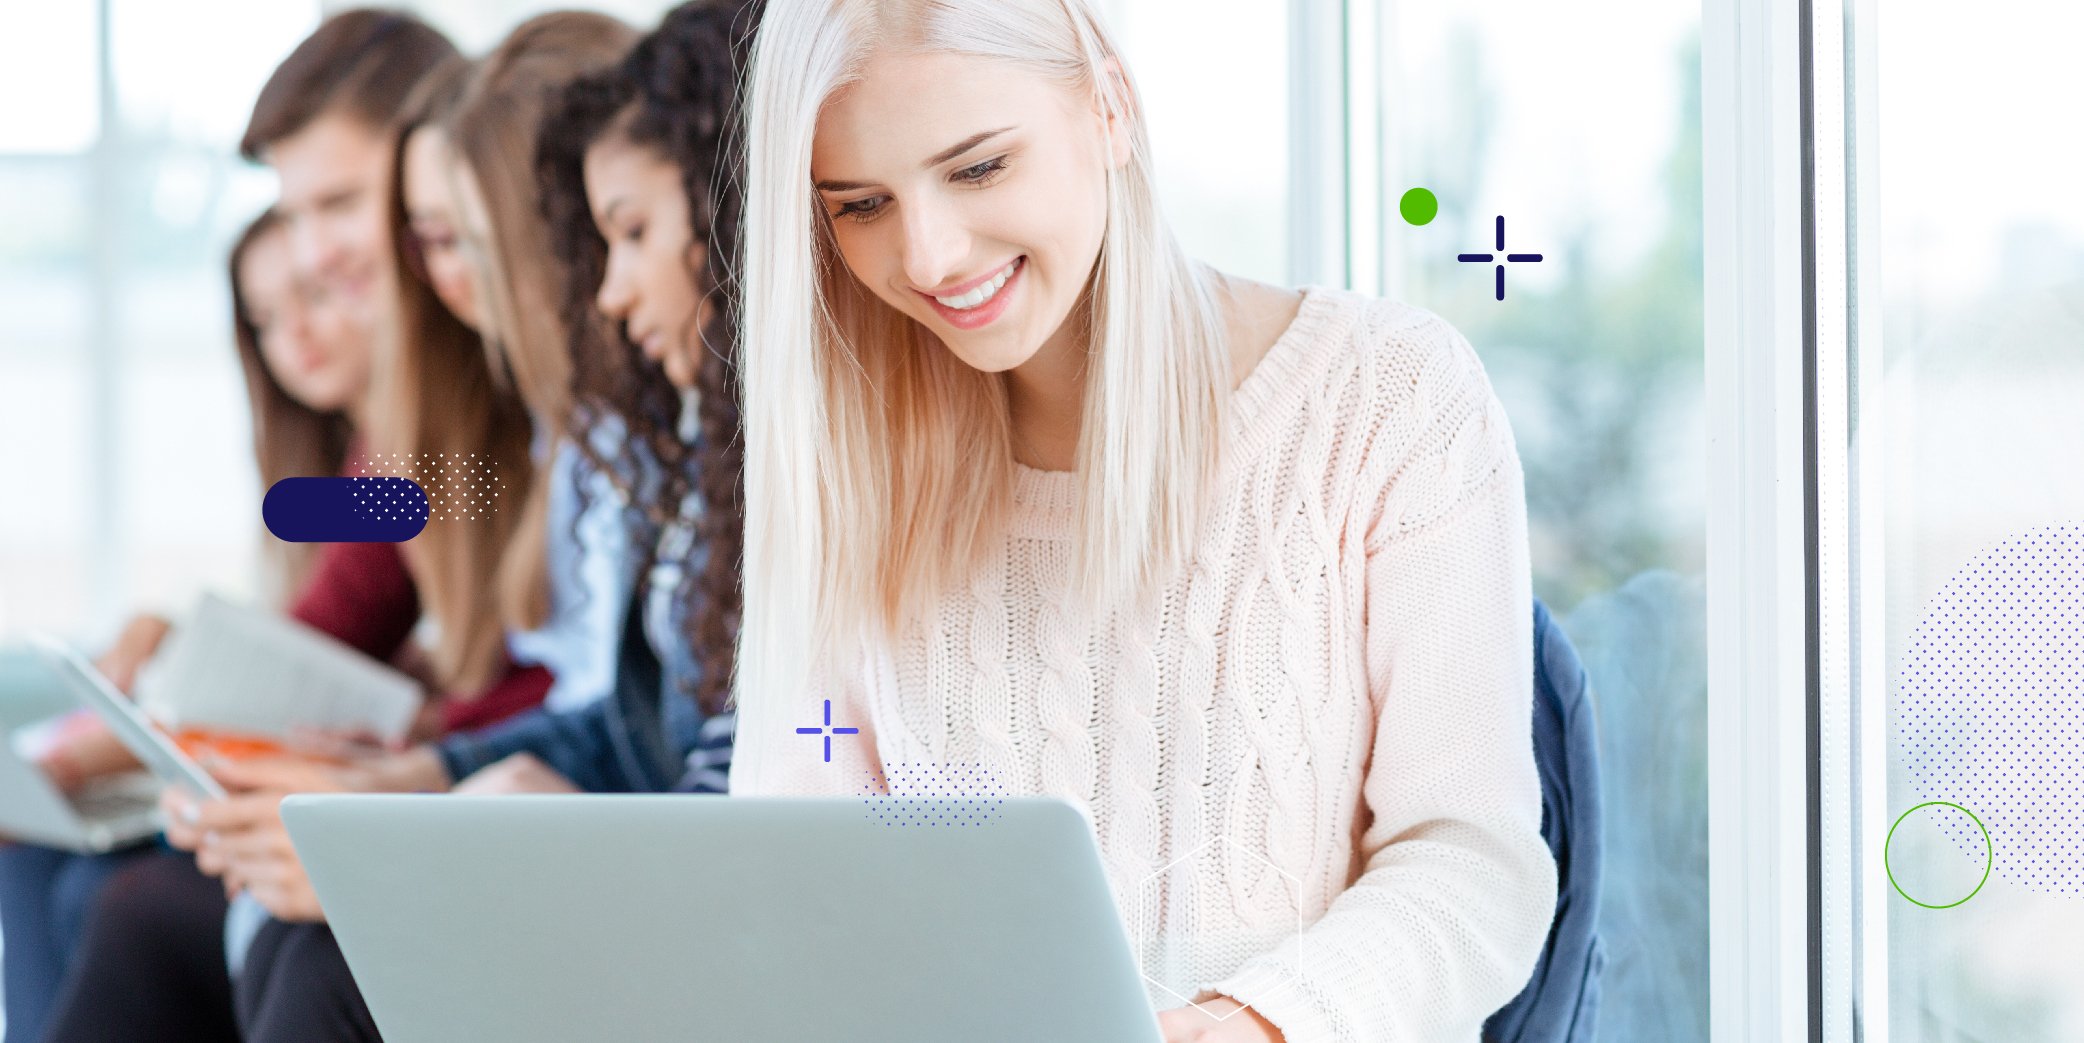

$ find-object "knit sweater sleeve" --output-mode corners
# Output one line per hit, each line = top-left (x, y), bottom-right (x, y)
(731, 648), (886, 796)
(1210, 308), (1557, 1040)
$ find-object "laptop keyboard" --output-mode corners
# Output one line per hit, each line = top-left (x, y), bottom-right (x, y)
(69, 773), (161, 819)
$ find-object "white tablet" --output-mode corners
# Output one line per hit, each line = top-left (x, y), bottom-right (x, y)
(32, 635), (226, 800)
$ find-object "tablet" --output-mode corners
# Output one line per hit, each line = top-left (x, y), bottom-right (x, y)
(31, 635), (227, 800)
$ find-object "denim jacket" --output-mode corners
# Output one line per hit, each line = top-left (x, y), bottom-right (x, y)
(436, 432), (733, 793)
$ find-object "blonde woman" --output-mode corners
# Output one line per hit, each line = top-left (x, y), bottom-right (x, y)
(731, 1), (1557, 1039)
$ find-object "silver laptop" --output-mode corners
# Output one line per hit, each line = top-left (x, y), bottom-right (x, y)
(0, 642), (162, 852)
(283, 795), (1164, 1043)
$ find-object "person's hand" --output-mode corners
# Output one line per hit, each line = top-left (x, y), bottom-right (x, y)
(158, 784), (212, 851)
(309, 744), (450, 793)
(452, 753), (580, 795)
(214, 817), (327, 922)
(159, 759), (325, 861)
(1157, 996), (1287, 1042)
(176, 756), (347, 923)
(34, 719), (139, 793)
(403, 698), (447, 745)
(209, 754), (357, 795)
(282, 725), (396, 761)
(93, 613), (171, 693)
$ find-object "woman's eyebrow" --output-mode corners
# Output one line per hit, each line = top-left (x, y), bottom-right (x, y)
(923, 126), (1013, 167)
(813, 126), (1016, 193)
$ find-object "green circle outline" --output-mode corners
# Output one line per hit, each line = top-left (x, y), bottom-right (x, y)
(1883, 801), (1992, 909)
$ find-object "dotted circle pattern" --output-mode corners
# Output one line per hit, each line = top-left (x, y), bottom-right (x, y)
(344, 476), (430, 525)
(859, 762), (1007, 827)
(1895, 524), (2084, 895)
(356, 452), (504, 523)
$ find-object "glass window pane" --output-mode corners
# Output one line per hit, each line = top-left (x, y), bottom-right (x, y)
(1877, 1), (2084, 1036)
(400, 0), (677, 51)
(0, 263), (93, 634)
(1109, 0), (1289, 284)
(94, 1), (324, 625)
(1380, 1), (1707, 1036)
(0, 4), (98, 153)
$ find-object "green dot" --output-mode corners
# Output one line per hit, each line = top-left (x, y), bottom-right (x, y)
(1399, 187), (1438, 226)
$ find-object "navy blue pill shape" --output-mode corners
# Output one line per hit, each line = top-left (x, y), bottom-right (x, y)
(262, 477), (429, 543)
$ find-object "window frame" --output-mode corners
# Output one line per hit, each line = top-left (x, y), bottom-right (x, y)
(1702, 0), (1882, 1036)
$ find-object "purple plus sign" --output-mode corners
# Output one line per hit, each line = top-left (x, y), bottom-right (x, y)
(1458, 215), (1544, 301)
(795, 700), (860, 763)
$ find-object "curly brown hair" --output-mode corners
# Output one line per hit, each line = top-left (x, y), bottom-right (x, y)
(535, 0), (759, 716)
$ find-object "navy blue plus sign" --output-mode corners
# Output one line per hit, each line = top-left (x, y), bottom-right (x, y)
(1458, 216), (1543, 301)
(795, 699), (860, 763)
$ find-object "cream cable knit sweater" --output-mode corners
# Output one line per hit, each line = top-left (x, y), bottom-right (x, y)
(734, 287), (1557, 1041)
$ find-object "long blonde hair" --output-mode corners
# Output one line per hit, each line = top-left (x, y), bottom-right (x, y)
(374, 55), (539, 695)
(737, 0), (1226, 767)
(447, 11), (638, 632)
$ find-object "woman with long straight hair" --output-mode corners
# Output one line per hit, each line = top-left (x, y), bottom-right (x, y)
(730, 2), (1557, 1039)
(411, 0), (752, 793)
(439, 10), (641, 718)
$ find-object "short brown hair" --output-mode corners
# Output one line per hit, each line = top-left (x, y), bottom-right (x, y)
(241, 8), (458, 161)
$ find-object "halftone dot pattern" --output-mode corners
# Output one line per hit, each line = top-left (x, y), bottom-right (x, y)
(356, 453), (504, 523)
(858, 762), (1007, 827)
(1895, 523), (2084, 895)
(344, 476), (430, 525)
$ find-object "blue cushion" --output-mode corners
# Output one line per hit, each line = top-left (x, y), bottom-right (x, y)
(1484, 600), (1604, 1042)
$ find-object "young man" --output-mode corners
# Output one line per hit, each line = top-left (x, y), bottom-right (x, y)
(247, 9), (456, 338)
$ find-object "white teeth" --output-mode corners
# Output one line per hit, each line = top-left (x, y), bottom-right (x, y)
(934, 259), (1017, 309)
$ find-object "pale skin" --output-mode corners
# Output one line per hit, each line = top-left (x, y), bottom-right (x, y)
(268, 109), (395, 333)
(586, 134), (711, 392)
(812, 50), (1300, 1041)
(401, 125), (483, 331)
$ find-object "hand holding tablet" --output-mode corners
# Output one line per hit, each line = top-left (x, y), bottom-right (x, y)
(31, 635), (226, 800)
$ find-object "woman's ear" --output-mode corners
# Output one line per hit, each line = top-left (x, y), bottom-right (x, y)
(1092, 57), (1135, 171)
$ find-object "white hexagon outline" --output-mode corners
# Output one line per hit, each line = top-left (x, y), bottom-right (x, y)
(1131, 832), (1307, 1020)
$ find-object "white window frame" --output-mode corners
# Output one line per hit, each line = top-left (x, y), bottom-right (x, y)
(88, 0), (124, 621)
(1287, 0), (1351, 290)
(1703, 0), (1881, 1038)
(1701, 0), (1814, 1031)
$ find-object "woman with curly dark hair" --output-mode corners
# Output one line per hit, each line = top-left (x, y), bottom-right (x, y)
(531, 0), (754, 733)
